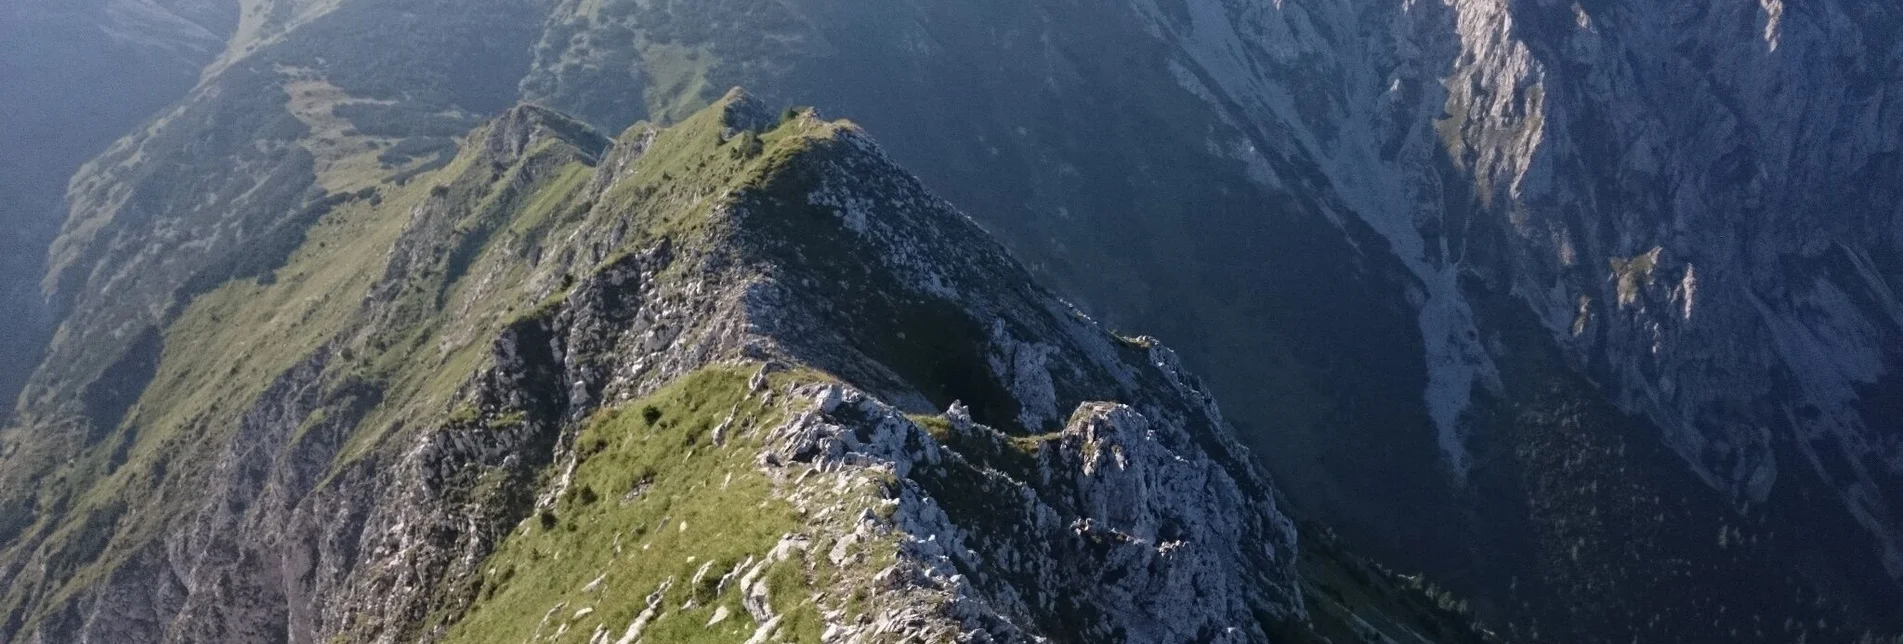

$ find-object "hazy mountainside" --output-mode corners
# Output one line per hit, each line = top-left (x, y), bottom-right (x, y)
(0, 90), (1488, 643)
(3, 0), (1900, 641)
(1206, 0), (1903, 631)
(0, 0), (231, 423)
(1125, 0), (1903, 636)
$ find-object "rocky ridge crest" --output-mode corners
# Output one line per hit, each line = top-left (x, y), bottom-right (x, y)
(0, 91), (1315, 643)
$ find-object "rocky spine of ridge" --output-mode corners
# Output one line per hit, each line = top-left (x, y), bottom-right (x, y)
(0, 92), (1323, 643)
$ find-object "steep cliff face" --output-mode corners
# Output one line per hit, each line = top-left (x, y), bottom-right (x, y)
(1439, 0), (1903, 574)
(0, 92), (1373, 643)
(1139, 0), (1903, 635)
(1475, 2), (1903, 625)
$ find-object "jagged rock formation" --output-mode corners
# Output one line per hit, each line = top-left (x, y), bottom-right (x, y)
(0, 92), (1357, 643)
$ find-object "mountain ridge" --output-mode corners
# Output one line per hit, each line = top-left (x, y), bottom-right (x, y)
(4, 0), (1900, 639)
(0, 88), (1491, 644)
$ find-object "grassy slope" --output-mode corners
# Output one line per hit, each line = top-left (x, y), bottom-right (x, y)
(0, 185), (413, 616)
(0, 116), (583, 628)
(426, 105), (922, 643)
(437, 366), (858, 644)
(0, 92), (879, 636)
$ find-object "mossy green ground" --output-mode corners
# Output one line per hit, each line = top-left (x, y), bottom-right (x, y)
(440, 366), (836, 643)
(595, 96), (848, 256)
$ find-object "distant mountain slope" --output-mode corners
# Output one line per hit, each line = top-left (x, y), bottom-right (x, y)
(0, 0), (231, 423)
